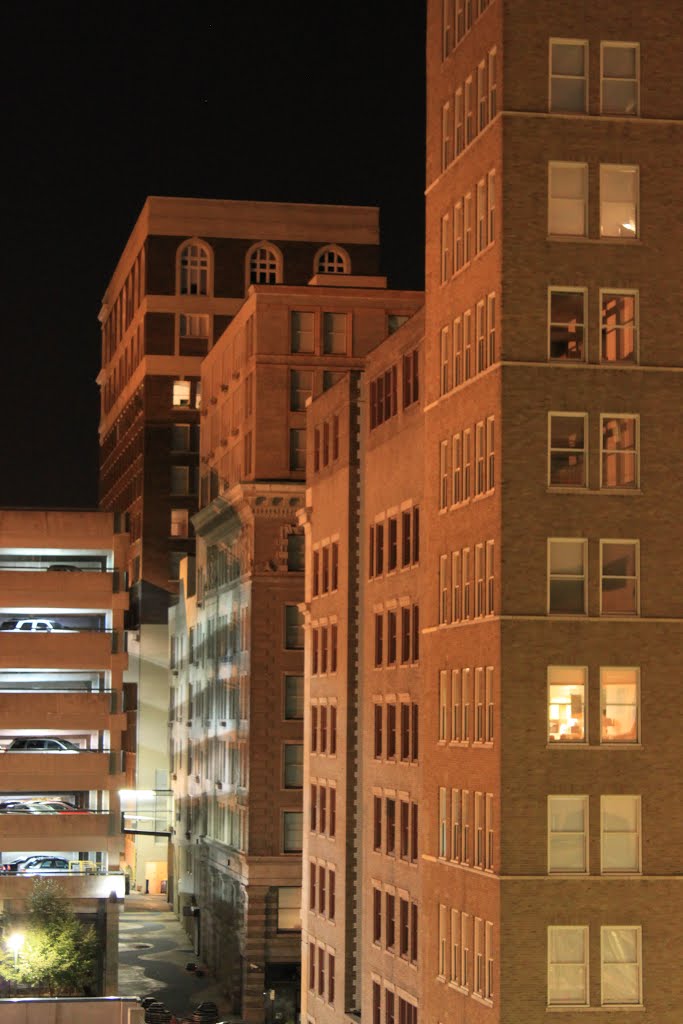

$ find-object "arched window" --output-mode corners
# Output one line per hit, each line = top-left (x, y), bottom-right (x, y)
(247, 243), (282, 285)
(315, 245), (351, 275)
(178, 241), (211, 295)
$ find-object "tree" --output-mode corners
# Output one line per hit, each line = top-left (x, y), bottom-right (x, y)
(0, 878), (99, 996)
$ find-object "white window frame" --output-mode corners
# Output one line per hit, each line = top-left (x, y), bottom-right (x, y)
(548, 795), (589, 874)
(600, 42), (640, 117)
(455, 89), (464, 156)
(548, 286), (587, 361)
(600, 666), (640, 745)
(487, 171), (495, 245)
(548, 925), (589, 1007)
(548, 665), (587, 745)
(600, 164), (639, 238)
(548, 411), (588, 489)
(599, 539), (639, 616)
(600, 795), (641, 874)
(548, 162), (588, 237)
(477, 61), (488, 131)
(600, 926), (642, 1006)
(547, 538), (587, 616)
(600, 413), (639, 489)
(549, 38), (588, 114)
(488, 48), (497, 118)
(599, 288), (639, 364)
(440, 212), (452, 283)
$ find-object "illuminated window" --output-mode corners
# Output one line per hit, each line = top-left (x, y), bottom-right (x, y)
(548, 163), (588, 236)
(601, 667), (639, 743)
(601, 415), (638, 487)
(548, 666), (586, 743)
(170, 509), (189, 538)
(601, 43), (639, 115)
(248, 243), (281, 285)
(315, 245), (349, 275)
(549, 288), (586, 360)
(548, 539), (587, 614)
(600, 540), (638, 615)
(277, 886), (301, 931)
(600, 165), (638, 238)
(548, 413), (587, 487)
(600, 290), (638, 362)
(172, 380), (192, 407)
(179, 241), (210, 295)
(548, 927), (589, 1006)
(549, 39), (588, 112)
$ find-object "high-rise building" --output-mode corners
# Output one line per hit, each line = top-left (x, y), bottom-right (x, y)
(98, 197), (390, 891)
(302, 1), (683, 1021)
(0, 508), (129, 993)
(167, 238), (422, 1022)
(302, 311), (424, 1024)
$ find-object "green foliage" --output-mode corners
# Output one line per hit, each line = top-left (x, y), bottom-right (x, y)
(0, 879), (99, 996)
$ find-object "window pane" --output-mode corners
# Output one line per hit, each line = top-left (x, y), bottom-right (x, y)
(600, 166), (637, 237)
(291, 312), (315, 353)
(602, 928), (640, 1005)
(323, 313), (347, 354)
(549, 291), (585, 359)
(602, 44), (638, 115)
(549, 164), (586, 235)
(551, 42), (586, 112)
(602, 417), (637, 487)
(602, 542), (637, 615)
(603, 80), (638, 115)
(284, 676), (304, 719)
(602, 293), (637, 362)
(550, 541), (584, 576)
(601, 668), (638, 742)
(548, 927), (588, 1006)
(549, 667), (585, 742)
(550, 415), (585, 486)
(549, 835), (586, 870)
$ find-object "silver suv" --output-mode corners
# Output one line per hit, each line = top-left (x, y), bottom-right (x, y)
(3, 737), (82, 753)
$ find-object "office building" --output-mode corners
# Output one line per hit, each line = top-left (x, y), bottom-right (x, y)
(98, 197), (391, 892)
(168, 243), (422, 1022)
(0, 508), (129, 993)
(303, 1), (683, 1020)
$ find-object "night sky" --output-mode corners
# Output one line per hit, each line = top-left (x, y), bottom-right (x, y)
(0, 3), (426, 510)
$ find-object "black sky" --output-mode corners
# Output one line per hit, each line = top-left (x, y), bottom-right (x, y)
(0, 2), (426, 510)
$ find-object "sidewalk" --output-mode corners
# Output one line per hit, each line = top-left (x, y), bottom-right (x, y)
(118, 893), (238, 1021)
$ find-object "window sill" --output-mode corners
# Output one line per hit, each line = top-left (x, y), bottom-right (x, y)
(548, 487), (642, 496)
(547, 235), (642, 246)
(547, 743), (642, 751)
(547, 1006), (644, 1013)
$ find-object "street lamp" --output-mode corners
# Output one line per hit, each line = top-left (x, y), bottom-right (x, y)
(7, 931), (24, 969)
(6, 932), (24, 996)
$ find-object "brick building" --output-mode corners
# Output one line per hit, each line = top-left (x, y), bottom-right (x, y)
(168, 255), (422, 1022)
(97, 197), (394, 892)
(303, 0), (683, 1021)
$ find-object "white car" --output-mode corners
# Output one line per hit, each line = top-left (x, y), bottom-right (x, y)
(0, 619), (75, 633)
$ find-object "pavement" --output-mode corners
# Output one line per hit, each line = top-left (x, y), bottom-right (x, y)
(118, 893), (237, 1022)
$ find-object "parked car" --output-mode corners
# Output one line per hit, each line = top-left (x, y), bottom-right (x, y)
(2, 737), (83, 753)
(18, 856), (70, 874)
(0, 802), (46, 814)
(0, 618), (75, 632)
(33, 800), (86, 813)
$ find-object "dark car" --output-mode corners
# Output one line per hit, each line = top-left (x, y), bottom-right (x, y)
(3, 737), (83, 753)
